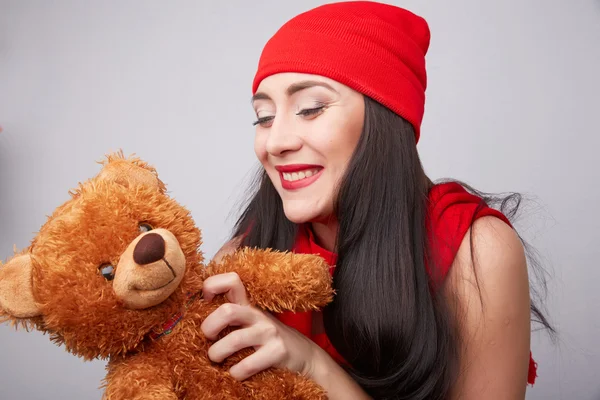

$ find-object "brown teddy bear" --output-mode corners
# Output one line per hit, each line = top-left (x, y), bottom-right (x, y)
(0, 152), (334, 399)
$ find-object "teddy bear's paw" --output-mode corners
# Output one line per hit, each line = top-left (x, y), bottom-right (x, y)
(207, 248), (334, 314)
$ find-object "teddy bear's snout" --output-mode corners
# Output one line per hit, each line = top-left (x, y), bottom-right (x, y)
(133, 233), (166, 265)
(112, 228), (187, 310)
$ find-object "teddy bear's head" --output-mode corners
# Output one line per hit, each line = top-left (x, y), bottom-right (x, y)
(0, 152), (204, 360)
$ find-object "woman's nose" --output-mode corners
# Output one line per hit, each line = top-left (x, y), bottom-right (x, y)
(265, 117), (302, 156)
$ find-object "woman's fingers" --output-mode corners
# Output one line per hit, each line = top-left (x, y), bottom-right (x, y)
(202, 272), (250, 305)
(201, 302), (258, 340)
(229, 340), (289, 381)
(200, 272), (313, 382)
(207, 323), (276, 363)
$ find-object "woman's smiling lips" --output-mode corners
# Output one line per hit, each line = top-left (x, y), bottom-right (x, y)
(274, 164), (324, 190)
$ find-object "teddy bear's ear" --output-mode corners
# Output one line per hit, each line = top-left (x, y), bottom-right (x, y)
(95, 150), (166, 193)
(0, 254), (41, 318)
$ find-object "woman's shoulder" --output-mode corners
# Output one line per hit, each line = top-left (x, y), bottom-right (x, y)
(426, 181), (514, 281)
(448, 215), (527, 286)
(428, 181), (530, 341)
(436, 180), (527, 295)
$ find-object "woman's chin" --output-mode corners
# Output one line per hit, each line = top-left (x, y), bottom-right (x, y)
(282, 203), (333, 225)
(282, 206), (317, 225)
(283, 210), (313, 225)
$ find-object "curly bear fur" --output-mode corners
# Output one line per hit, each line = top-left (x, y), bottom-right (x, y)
(0, 152), (334, 399)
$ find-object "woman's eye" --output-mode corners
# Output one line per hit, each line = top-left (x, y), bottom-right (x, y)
(139, 223), (154, 233)
(252, 104), (326, 127)
(252, 116), (274, 128)
(98, 264), (115, 281)
(296, 105), (326, 118)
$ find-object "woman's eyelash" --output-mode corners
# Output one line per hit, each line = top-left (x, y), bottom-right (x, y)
(252, 116), (274, 126)
(296, 104), (326, 116)
(252, 104), (327, 126)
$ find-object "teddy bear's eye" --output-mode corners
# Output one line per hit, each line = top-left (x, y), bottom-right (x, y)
(99, 264), (115, 281)
(138, 223), (154, 233)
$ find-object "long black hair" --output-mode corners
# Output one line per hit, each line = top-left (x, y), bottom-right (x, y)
(232, 96), (554, 399)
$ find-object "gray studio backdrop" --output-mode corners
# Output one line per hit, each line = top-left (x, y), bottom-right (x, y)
(1, 0), (598, 399)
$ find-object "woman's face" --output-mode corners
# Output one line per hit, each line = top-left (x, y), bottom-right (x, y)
(252, 73), (365, 224)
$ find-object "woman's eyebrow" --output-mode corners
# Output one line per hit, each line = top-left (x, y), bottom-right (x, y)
(285, 80), (339, 96)
(251, 80), (339, 104)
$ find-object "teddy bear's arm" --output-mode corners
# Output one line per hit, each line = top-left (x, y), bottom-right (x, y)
(102, 354), (178, 400)
(205, 248), (334, 313)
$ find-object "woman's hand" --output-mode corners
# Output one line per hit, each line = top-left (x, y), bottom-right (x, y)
(200, 272), (319, 381)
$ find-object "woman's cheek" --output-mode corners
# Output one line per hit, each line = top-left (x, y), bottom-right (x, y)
(254, 132), (268, 162)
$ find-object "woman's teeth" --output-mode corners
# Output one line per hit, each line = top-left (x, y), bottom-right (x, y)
(282, 169), (320, 182)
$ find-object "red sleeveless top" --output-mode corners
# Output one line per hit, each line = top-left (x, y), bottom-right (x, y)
(274, 182), (538, 385)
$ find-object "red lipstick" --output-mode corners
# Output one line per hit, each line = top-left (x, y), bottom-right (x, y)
(274, 164), (323, 190)
(274, 164), (322, 173)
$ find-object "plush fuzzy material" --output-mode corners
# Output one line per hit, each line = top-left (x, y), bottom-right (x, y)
(0, 151), (333, 399)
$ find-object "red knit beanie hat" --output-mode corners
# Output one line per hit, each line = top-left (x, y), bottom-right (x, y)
(252, 1), (431, 142)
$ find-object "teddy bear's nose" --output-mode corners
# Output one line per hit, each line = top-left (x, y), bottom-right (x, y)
(133, 233), (166, 265)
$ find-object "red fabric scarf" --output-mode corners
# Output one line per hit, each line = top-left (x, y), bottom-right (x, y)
(274, 182), (538, 385)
